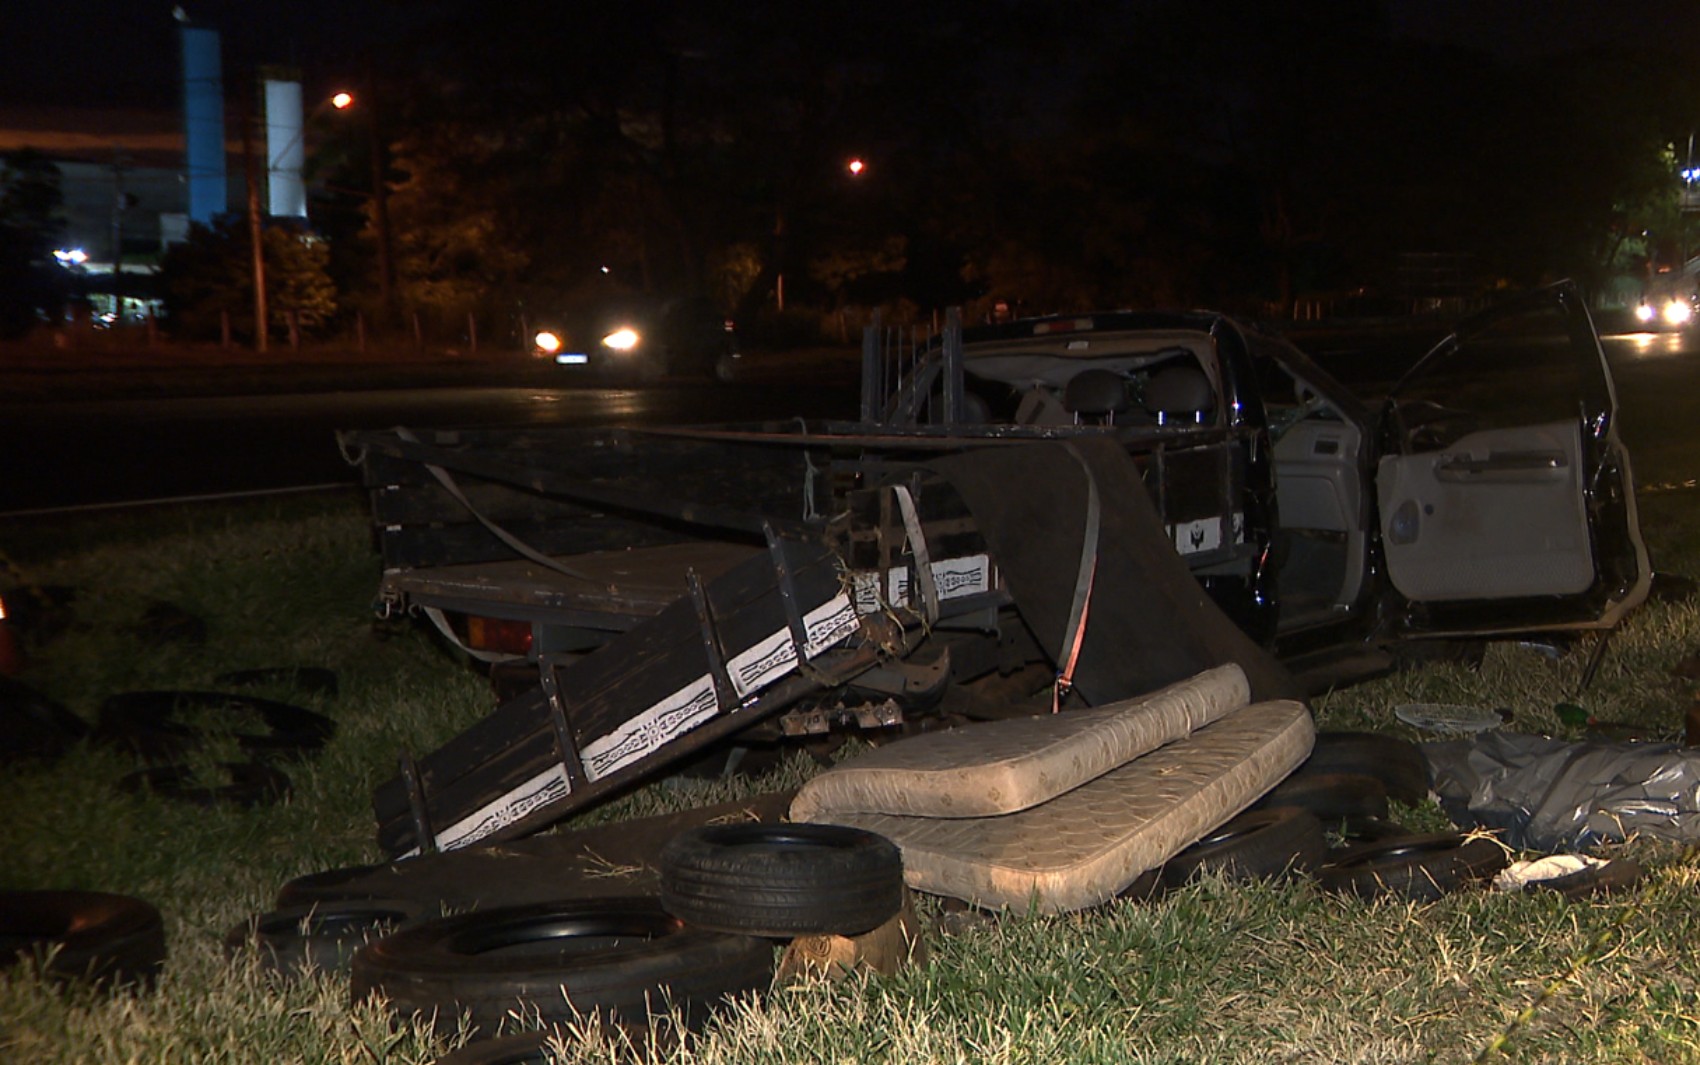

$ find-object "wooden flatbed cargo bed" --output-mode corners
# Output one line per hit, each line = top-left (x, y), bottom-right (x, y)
(377, 541), (763, 631)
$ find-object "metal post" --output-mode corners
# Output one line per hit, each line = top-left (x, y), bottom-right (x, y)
(242, 80), (268, 353)
(110, 149), (127, 320)
(763, 523), (812, 663)
(396, 748), (436, 855)
(368, 90), (394, 321)
(860, 309), (882, 424)
(942, 307), (963, 424)
(538, 658), (588, 788)
(687, 571), (737, 712)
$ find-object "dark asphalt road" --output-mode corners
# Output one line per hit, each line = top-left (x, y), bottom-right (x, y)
(0, 349), (863, 513)
(1, 325), (1694, 515)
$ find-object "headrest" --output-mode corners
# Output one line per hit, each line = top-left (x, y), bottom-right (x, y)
(1063, 369), (1130, 416)
(1143, 365), (1214, 417)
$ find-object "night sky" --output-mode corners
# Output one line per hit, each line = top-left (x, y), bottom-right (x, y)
(0, 0), (406, 109)
(3, 1), (1695, 114)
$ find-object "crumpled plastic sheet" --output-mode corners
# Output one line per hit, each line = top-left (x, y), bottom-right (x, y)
(1423, 731), (1700, 851)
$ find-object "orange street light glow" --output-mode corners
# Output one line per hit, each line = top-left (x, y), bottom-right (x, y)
(331, 92), (354, 110)
(847, 158), (865, 176)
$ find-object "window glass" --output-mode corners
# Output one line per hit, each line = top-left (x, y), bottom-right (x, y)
(1389, 300), (1583, 453)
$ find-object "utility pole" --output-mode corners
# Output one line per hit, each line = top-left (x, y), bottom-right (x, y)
(110, 148), (130, 318)
(367, 85), (394, 321)
(242, 77), (268, 352)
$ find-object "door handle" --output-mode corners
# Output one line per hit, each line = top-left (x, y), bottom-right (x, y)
(1435, 450), (1568, 482)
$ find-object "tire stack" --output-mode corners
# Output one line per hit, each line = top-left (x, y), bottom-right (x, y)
(1250, 730), (1504, 901)
(94, 689), (337, 808)
(656, 823), (906, 940)
(0, 890), (167, 990)
(0, 676), (89, 765)
(344, 823), (908, 1063)
(225, 899), (431, 978)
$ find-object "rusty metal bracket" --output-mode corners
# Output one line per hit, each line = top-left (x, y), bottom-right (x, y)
(778, 698), (904, 737)
(1576, 627), (1615, 696)
(763, 522), (813, 659)
(539, 656), (588, 789)
(396, 748), (437, 856)
(687, 568), (738, 712)
(893, 477), (940, 624)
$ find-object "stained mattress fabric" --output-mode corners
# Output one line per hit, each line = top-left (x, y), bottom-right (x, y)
(925, 437), (1299, 704)
(799, 700), (1315, 914)
(789, 663), (1250, 822)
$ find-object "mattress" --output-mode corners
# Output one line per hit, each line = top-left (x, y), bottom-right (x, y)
(799, 700), (1314, 914)
(789, 663), (1250, 821)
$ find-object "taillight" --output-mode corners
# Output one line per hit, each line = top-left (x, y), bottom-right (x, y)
(1032, 318), (1095, 335)
(0, 593), (18, 677)
(461, 615), (534, 656)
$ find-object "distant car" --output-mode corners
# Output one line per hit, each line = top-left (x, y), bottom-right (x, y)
(1632, 290), (1697, 331)
(531, 295), (740, 382)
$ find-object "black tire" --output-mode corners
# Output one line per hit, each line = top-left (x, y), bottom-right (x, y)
(119, 762), (293, 807)
(1302, 731), (1430, 805)
(0, 890), (166, 988)
(1330, 816), (1415, 845)
(1117, 866), (1165, 902)
(659, 823), (904, 937)
(213, 666), (340, 698)
(1318, 832), (1508, 902)
(93, 690), (335, 761)
(226, 899), (427, 976)
(129, 600), (208, 646)
(1254, 771), (1390, 823)
(1160, 807), (1329, 889)
(350, 897), (774, 1037)
(433, 1031), (555, 1065)
(0, 676), (88, 763)
(276, 862), (390, 908)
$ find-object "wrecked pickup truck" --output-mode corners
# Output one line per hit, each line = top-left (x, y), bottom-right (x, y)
(338, 279), (1649, 858)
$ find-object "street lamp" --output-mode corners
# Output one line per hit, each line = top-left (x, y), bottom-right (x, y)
(773, 157), (872, 311)
(303, 87), (395, 325)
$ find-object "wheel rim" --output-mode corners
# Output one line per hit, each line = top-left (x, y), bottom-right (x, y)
(443, 907), (683, 957)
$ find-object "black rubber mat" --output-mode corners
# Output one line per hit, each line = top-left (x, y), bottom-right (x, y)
(928, 438), (1298, 704)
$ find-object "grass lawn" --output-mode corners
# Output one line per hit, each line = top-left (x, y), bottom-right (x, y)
(4, 489), (1700, 1063)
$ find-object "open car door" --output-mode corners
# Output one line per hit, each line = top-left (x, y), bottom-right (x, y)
(1375, 281), (1650, 635)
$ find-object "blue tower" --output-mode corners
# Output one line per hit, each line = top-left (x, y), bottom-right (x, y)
(180, 23), (227, 225)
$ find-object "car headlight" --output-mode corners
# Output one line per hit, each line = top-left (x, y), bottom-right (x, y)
(602, 327), (642, 352)
(1663, 298), (1693, 326)
(534, 330), (563, 355)
(1635, 302), (1657, 323)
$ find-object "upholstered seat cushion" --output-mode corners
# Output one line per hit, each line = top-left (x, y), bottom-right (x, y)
(788, 663), (1250, 822)
(797, 699), (1314, 914)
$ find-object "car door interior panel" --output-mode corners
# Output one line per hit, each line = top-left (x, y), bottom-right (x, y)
(1377, 420), (1592, 601)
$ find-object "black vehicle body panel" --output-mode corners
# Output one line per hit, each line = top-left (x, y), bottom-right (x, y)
(344, 282), (1647, 696)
